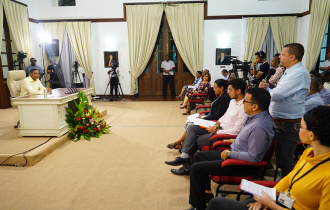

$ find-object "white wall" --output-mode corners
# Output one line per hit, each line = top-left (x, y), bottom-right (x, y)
(91, 22), (130, 95)
(208, 0), (309, 16)
(22, 0), (311, 94)
(203, 19), (246, 84)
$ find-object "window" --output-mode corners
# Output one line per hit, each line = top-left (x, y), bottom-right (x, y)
(316, 17), (330, 72)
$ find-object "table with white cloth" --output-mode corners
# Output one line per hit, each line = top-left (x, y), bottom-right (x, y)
(11, 88), (94, 137)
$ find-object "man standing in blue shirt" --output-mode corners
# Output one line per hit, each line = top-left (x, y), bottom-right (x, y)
(260, 43), (310, 177)
(25, 57), (44, 79)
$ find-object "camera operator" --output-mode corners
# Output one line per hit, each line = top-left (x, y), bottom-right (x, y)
(107, 62), (120, 100)
(72, 61), (85, 88)
(252, 51), (270, 86)
(47, 58), (62, 89)
(26, 57), (44, 79)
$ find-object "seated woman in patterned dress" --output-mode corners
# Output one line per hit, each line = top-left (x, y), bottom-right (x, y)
(180, 71), (211, 115)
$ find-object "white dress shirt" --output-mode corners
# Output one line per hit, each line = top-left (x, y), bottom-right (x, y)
(161, 60), (175, 76)
(20, 76), (46, 96)
(217, 99), (248, 135)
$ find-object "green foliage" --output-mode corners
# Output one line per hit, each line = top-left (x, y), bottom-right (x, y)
(65, 91), (111, 141)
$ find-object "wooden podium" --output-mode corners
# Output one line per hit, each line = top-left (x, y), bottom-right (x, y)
(11, 88), (94, 137)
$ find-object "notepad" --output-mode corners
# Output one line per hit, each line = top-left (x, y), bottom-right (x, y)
(240, 179), (276, 201)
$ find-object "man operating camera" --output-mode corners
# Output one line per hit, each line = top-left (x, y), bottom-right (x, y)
(72, 61), (85, 88)
(107, 62), (120, 101)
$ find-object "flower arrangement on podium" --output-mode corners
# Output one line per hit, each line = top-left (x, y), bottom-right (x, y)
(66, 91), (110, 141)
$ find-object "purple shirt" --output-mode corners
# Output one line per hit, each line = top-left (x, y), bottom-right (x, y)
(230, 111), (274, 163)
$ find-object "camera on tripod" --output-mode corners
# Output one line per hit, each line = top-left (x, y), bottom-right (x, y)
(73, 61), (79, 73)
(108, 61), (118, 75)
(228, 56), (252, 73)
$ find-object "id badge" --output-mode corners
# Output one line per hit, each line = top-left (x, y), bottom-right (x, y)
(278, 192), (295, 209)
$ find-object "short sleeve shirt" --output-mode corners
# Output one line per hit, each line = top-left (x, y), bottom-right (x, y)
(161, 60), (175, 76)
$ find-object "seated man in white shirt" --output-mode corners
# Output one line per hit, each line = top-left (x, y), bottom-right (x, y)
(165, 78), (248, 175)
(20, 68), (52, 96)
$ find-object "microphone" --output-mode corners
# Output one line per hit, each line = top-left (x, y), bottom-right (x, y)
(265, 68), (276, 82)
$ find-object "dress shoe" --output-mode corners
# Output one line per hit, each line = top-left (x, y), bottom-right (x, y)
(205, 192), (214, 203)
(165, 157), (189, 166)
(187, 206), (205, 210)
(171, 167), (190, 175)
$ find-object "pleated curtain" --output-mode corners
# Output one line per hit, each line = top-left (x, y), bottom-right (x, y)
(126, 4), (163, 95)
(165, 3), (204, 75)
(39, 22), (66, 71)
(244, 17), (270, 62)
(270, 16), (296, 54)
(65, 21), (95, 94)
(3, 0), (32, 68)
(305, 0), (330, 71)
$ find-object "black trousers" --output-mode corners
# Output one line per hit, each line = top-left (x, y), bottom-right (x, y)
(163, 75), (175, 96)
(110, 77), (118, 96)
(206, 197), (256, 210)
(274, 121), (300, 177)
(189, 150), (224, 209)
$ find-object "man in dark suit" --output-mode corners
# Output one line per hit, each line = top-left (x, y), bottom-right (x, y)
(217, 52), (230, 65)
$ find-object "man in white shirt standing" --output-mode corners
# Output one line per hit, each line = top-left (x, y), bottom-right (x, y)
(320, 52), (330, 91)
(161, 55), (175, 97)
(72, 61), (85, 88)
(20, 68), (52, 96)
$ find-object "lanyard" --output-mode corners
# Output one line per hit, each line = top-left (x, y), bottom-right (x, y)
(288, 158), (330, 195)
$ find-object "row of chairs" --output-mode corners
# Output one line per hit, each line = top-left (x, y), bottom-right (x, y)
(194, 105), (305, 198)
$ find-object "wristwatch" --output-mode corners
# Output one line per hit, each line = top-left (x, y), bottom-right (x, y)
(226, 151), (231, 158)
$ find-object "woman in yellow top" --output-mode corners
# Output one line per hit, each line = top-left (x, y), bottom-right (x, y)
(206, 105), (330, 210)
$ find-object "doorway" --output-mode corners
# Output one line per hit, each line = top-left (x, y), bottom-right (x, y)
(138, 13), (195, 96)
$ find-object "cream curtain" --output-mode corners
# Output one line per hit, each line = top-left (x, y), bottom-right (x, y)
(165, 3), (204, 75)
(244, 17), (270, 61)
(270, 16), (296, 53)
(3, 0), (32, 68)
(306, 0), (330, 71)
(65, 21), (95, 94)
(126, 4), (163, 95)
(39, 22), (66, 71)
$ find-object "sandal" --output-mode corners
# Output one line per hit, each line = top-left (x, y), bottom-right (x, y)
(176, 95), (182, 99)
(175, 143), (182, 150)
(166, 142), (178, 149)
(180, 105), (187, 109)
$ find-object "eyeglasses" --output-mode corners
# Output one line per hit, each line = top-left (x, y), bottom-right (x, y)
(294, 123), (309, 131)
(243, 99), (255, 104)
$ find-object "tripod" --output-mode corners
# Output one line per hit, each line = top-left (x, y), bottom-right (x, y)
(72, 68), (84, 88)
(103, 68), (125, 102)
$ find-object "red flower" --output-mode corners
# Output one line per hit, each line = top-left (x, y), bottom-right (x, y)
(86, 123), (89, 126)
(87, 116), (91, 119)
(83, 129), (87, 133)
(77, 117), (81, 121)
(103, 122), (106, 127)
(98, 115), (100, 118)
(94, 128), (98, 132)
(84, 110), (87, 113)
(79, 126), (83, 130)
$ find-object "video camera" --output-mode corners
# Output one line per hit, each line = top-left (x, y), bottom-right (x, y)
(17, 51), (27, 61)
(228, 56), (252, 72)
(108, 61), (118, 75)
(73, 61), (79, 72)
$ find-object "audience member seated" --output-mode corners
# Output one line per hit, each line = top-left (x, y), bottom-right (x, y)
(207, 106), (330, 210)
(186, 88), (274, 210)
(304, 77), (324, 112)
(181, 72), (211, 115)
(315, 77), (330, 105)
(166, 79), (231, 150)
(165, 78), (247, 175)
(310, 70), (320, 78)
(20, 68), (52, 97)
(177, 71), (202, 99)
(320, 52), (330, 91)
(252, 51), (270, 86)
(221, 69), (229, 80)
(268, 53), (284, 87)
